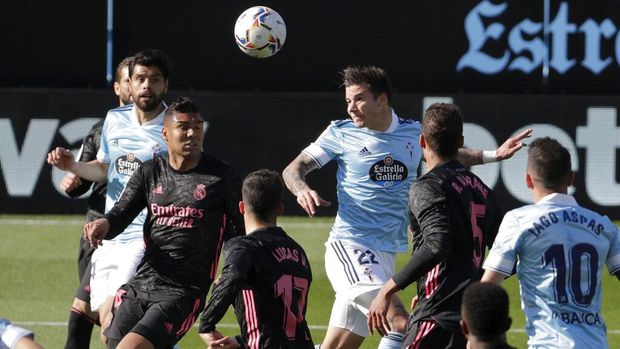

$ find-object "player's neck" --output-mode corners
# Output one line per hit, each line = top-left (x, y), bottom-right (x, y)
(532, 187), (567, 203)
(244, 215), (277, 234)
(424, 151), (455, 172)
(136, 103), (165, 125)
(168, 153), (201, 171)
(467, 335), (509, 349)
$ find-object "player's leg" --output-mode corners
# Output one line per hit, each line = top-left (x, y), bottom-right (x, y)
(375, 294), (408, 349)
(320, 296), (367, 349)
(99, 240), (145, 345)
(115, 333), (154, 349)
(402, 318), (466, 349)
(65, 240), (99, 349)
(0, 318), (43, 349)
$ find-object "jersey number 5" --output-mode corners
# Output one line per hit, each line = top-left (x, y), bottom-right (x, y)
(274, 274), (309, 339)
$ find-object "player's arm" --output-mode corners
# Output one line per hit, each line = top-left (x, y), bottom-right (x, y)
(282, 152), (331, 216)
(456, 128), (532, 166)
(198, 243), (252, 339)
(64, 123), (103, 196)
(481, 270), (508, 284)
(47, 147), (108, 183)
(83, 164), (149, 246)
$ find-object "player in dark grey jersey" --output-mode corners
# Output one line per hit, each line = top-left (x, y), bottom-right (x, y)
(199, 169), (314, 349)
(368, 103), (502, 349)
(83, 97), (244, 349)
(61, 56), (133, 349)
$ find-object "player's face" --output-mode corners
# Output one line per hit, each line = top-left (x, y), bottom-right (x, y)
(164, 112), (204, 159)
(345, 84), (388, 131)
(130, 64), (168, 112)
(116, 67), (132, 106)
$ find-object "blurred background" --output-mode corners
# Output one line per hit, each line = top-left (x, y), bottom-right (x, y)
(1, 0), (619, 218)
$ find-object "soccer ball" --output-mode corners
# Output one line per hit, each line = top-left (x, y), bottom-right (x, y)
(234, 6), (286, 58)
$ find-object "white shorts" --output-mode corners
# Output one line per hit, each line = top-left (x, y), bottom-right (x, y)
(0, 320), (33, 349)
(89, 239), (144, 311)
(324, 239), (396, 336)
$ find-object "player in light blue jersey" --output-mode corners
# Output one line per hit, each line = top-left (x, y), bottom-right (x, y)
(482, 137), (620, 349)
(283, 66), (531, 349)
(48, 49), (171, 345)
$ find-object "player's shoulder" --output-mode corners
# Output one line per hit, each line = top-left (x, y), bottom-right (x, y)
(396, 117), (420, 128)
(107, 103), (132, 115)
(201, 153), (237, 174)
(103, 104), (133, 124)
(328, 119), (354, 129)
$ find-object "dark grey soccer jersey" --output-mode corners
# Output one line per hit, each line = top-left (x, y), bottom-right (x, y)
(104, 153), (244, 295)
(199, 227), (314, 349)
(394, 160), (501, 329)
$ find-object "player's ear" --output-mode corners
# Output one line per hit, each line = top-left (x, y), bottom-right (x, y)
(526, 172), (534, 189)
(419, 134), (426, 148)
(113, 81), (121, 96)
(458, 135), (464, 149)
(239, 201), (245, 215)
(377, 92), (388, 106)
(162, 127), (169, 143)
(459, 319), (469, 336)
(277, 202), (284, 216)
(164, 79), (169, 93)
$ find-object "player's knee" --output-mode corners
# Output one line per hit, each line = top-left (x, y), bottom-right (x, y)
(71, 298), (90, 312)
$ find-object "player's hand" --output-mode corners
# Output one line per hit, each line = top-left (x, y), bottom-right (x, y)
(60, 172), (82, 193)
(200, 331), (240, 349)
(83, 218), (110, 248)
(296, 188), (331, 217)
(367, 293), (391, 337)
(496, 128), (532, 160)
(47, 147), (76, 171)
(410, 295), (419, 310)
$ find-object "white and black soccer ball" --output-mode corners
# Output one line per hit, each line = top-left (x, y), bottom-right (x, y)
(234, 6), (286, 58)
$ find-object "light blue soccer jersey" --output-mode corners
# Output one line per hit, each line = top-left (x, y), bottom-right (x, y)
(97, 104), (167, 243)
(303, 110), (422, 252)
(484, 193), (620, 349)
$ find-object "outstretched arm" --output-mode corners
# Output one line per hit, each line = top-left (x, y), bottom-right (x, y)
(47, 147), (108, 183)
(457, 128), (532, 167)
(282, 152), (331, 216)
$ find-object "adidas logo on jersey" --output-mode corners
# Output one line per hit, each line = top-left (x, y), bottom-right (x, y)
(358, 147), (371, 156)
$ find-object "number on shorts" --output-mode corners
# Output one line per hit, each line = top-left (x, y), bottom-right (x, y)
(274, 274), (309, 339)
(353, 249), (379, 265)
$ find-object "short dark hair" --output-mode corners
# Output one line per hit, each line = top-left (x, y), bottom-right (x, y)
(129, 49), (171, 80)
(242, 169), (283, 222)
(114, 56), (133, 83)
(341, 66), (392, 105)
(527, 137), (571, 190)
(164, 97), (200, 120)
(422, 103), (463, 158)
(462, 282), (511, 341)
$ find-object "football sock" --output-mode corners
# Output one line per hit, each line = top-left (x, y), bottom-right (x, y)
(64, 310), (95, 349)
(377, 331), (404, 349)
(314, 345), (321, 349)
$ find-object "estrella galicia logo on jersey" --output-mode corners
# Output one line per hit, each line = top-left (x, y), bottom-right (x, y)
(115, 153), (142, 176)
(369, 155), (408, 187)
(193, 184), (207, 200)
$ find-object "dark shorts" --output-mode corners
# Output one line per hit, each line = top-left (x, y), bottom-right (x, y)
(402, 318), (466, 349)
(75, 236), (95, 302)
(105, 284), (205, 349)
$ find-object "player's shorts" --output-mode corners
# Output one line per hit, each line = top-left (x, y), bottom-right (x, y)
(75, 259), (92, 302)
(105, 284), (205, 349)
(402, 318), (466, 349)
(0, 318), (34, 349)
(77, 236), (95, 282)
(89, 239), (144, 311)
(324, 239), (396, 336)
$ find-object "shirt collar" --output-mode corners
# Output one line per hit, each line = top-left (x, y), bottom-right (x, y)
(537, 192), (578, 206)
(384, 109), (398, 133)
(131, 102), (167, 127)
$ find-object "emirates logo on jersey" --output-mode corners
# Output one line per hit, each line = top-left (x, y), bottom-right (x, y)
(369, 155), (408, 188)
(193, 184), (207, 200)
(115, 153), (143, 176)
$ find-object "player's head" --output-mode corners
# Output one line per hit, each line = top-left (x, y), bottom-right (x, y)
(526, 137), (573, 192)
(421, 103), (464, 158)
(241, 169), (284, 224)
(341, 66), (392, 130)
(129, 49), (170, 112)
(461, 282), (512, 345)
(114, 56), (134, 106)
(163, 97), (204, 159)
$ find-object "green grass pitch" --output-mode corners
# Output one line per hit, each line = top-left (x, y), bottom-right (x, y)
(1, 215), (619, 348)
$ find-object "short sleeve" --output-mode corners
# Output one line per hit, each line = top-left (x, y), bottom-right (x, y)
(302, 122), (343, 168)
(483, 211), (521, 276)
(606, 222), (620, 275)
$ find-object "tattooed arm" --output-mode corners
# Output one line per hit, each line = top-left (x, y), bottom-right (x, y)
(282, 152), (331, 216)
